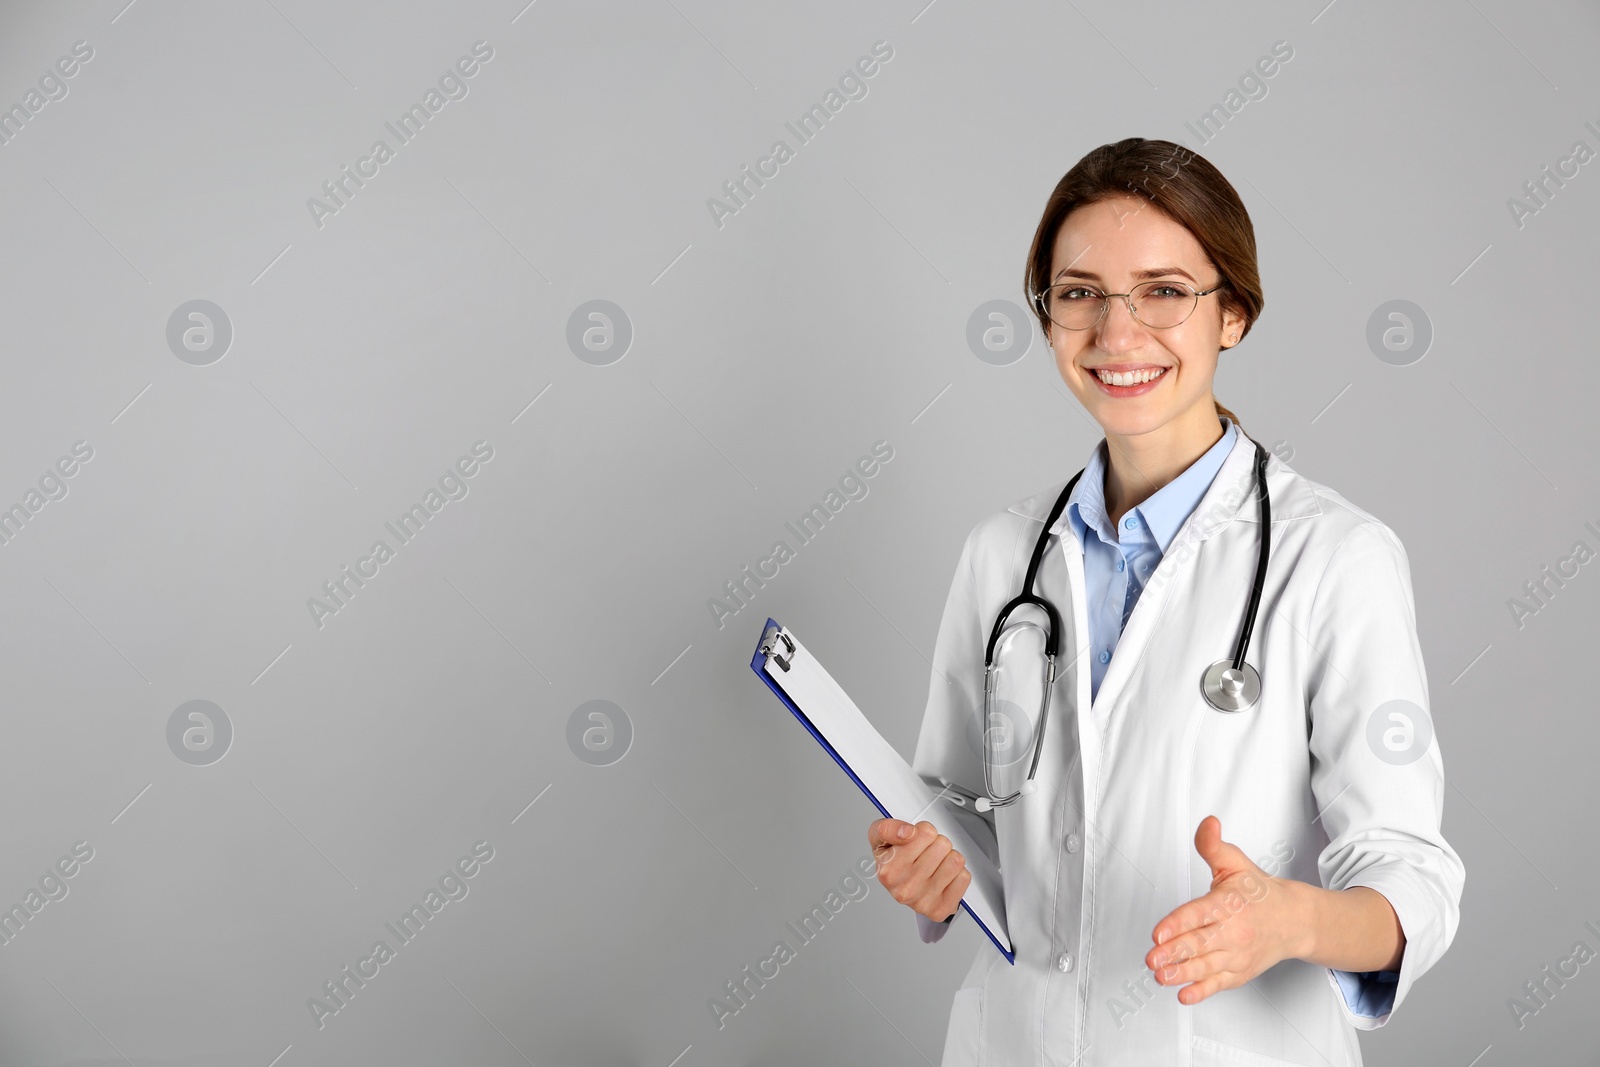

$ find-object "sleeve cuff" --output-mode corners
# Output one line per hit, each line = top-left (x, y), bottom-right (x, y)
(916, 912), (955, 944)
(1329, 967), (1399, 1021)
(1323, 866), (1446, 1030)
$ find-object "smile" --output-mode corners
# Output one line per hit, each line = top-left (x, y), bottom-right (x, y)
(1092, 367), (1167, 386)
(1088, 365), (1170, 398)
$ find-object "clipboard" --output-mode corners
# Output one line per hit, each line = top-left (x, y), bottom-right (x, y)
(750, 617), (1013, 963)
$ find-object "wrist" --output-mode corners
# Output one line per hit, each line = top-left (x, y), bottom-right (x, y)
(1280, 876), (1319, 961)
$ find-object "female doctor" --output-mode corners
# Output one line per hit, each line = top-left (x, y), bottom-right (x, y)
(866, 138), (1464, 1066)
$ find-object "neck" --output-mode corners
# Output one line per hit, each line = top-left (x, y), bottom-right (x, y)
(1101, 403), (1228, 527)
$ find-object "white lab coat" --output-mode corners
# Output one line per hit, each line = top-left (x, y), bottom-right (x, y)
(911, 432), (1464, 1066)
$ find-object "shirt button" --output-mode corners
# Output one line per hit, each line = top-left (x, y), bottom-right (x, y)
(1124, 516), (1139, 530)
(1066, 832), (1080, 853)
(1057, 952), (1074, 972)
(1116, 558), (1126, 572)
(1098, 650), (1110, 664)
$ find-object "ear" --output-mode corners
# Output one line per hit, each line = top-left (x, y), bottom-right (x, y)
(1219, 306), (1248, 349)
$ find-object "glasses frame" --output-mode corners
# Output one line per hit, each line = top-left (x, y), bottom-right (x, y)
(1034, 277), (1229, 332)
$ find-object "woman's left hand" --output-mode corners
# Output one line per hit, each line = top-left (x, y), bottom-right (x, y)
(1146, 815), (1309, 1005)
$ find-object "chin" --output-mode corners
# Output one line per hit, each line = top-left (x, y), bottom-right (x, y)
(1086, 403), (1169, 438)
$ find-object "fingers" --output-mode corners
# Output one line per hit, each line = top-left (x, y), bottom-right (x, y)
(1152, 942), (1242, 1006)
(868, 819), (969, 921)
(1172, 963), (1250, 1005)
(1148, 934), (1203, 979)
(868, 819), (937, 866)
(1154, 943), (1208, 985)
(907, 823), (956, 883)
(867, 818), (916, 850)
(905, 837), (966, 920)
(1153, 891), (1230, 947)
(930, 851), (972, 920)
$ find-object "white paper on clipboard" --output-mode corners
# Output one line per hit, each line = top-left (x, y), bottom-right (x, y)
(750, 618), (1012, 962)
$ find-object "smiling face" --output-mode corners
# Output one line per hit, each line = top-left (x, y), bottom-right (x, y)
(1044, 194), (1246, 442)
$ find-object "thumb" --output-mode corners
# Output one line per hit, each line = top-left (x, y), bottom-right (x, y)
(1194, 815), (1252, 880)
(869, 818), (917, 849)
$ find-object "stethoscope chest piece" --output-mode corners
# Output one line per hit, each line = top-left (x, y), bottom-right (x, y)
(1201, 659), (1260, 713)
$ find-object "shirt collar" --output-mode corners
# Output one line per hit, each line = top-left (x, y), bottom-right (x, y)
(1062, 416), (1239, 553)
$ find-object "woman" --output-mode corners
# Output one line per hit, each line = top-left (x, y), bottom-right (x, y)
(866, 138), (1464, 1066)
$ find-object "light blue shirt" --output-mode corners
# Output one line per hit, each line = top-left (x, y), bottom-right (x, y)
(1061, 416), (1398, 1020)
(1064, 417), (1238, 704)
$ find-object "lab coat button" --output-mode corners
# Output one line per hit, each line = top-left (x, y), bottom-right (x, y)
(1057, 952), (1074, 972)
(1066, 832), (1080, 853)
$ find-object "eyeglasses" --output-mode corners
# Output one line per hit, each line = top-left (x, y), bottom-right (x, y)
(1034, 278), (1228, 332)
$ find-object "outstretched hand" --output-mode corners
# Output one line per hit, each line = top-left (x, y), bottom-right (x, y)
(1146, 815), (1308, 1005)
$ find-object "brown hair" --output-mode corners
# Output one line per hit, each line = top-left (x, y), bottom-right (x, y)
(1023, 137), (1262, 431)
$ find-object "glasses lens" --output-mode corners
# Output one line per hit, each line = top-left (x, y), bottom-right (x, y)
(1129, 280), (1198, 328)
(1044, 284), (1105, 331)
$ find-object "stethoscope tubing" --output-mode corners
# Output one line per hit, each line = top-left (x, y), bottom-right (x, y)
(1228, 441), (1272, 672)
(978, 435), (1271, 809)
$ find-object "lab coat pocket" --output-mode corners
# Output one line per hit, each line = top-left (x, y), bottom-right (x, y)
(939, 987), (982, 1066)
(1191, 1034), (1317, 1067)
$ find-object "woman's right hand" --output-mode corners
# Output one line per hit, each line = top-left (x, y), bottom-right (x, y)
(868, 818), (971, 923)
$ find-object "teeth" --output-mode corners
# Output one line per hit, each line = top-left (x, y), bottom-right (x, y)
(1094, 367), (1166, 387)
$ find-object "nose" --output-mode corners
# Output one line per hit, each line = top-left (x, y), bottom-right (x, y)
(1094, 292), (1144, 349)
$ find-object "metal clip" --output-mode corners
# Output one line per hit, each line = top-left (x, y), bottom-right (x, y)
(759, 623), (795, 672)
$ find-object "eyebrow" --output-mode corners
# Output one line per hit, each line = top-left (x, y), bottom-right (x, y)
(1052, 266), (1197, 284)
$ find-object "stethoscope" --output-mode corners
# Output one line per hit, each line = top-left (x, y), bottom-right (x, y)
(973, 436), (1273, 811)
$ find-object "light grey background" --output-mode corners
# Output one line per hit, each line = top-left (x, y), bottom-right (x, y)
(0, 0), (1594, 1064)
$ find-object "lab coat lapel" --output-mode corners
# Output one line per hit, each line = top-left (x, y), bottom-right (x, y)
(999, 430), (1300, 796)
(1055, 509), (1103, 880)
(1078, 433), (1264, 718)
(1055, 514), (1096, 755)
